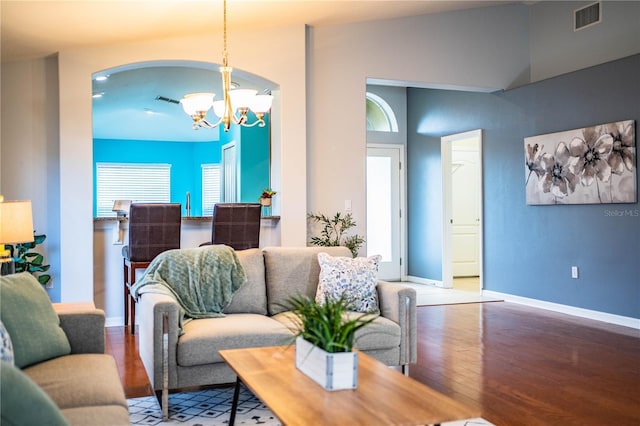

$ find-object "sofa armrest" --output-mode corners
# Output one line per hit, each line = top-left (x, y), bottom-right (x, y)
(376, 281), (417, 366)
(137, 292), (181, 420)
(137, 292), (181, 391)
(58, 309), (106, 354)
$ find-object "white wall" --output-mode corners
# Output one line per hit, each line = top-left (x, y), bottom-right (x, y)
(1, 57), (61, 300)
(529, 1), (640, 82)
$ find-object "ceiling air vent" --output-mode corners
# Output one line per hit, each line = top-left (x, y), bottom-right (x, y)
(155, 95), (180, 105)
(574, 2), (601, 31)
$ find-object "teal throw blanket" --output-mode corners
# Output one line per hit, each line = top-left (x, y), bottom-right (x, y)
(131, 245), (246, 319)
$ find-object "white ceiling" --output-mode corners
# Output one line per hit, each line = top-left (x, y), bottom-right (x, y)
(2, 0), (514, 142)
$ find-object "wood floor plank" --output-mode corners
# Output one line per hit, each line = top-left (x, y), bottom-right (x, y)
(106, 301), (640, 424)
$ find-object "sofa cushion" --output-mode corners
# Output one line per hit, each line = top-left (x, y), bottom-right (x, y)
(177, 314), (293, 366)
(224, 248), (267, 315)
(316, 252), (382, 313)
(0, 320), (14, 364)
(263, 246), (352, 315)
(0, 360), (68, 426)
(272, 311), (401, 351)
(0, 272), (71, 368)
(23, 354), (128, 411)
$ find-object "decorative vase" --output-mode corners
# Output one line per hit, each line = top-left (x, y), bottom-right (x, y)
(294, 336), (358, 390)
(259, 197), (272, 206)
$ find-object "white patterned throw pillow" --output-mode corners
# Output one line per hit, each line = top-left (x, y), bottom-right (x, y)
(0, 320), (14, 365)
(316, 252), (382, 313)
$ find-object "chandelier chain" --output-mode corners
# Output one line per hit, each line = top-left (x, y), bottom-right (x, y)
(223, 0), (228, 66)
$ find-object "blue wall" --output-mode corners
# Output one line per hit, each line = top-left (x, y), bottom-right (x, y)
(93, 113), (270, 216)
(239, 115), (271, 203)
(218, 112), (271, 202)
(407, 54), (639, 318)
(93, 139), (221, 216)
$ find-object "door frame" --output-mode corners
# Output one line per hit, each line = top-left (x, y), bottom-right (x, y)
(366, 143), (407, 280)
(221, 141), (238, 202)
(441, 129), (484, 290)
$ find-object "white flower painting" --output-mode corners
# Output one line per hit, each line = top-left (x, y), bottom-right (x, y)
(525, 120), (636, 205)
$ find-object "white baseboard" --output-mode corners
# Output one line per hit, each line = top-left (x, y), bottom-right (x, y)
(482, 290), (640, 330)
(405, 275), (443, 287)
(105, 316), (125, 328)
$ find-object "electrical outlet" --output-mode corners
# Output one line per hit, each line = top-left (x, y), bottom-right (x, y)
(571, 266), (579, 279)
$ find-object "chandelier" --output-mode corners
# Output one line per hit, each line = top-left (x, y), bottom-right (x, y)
(179, 0), (273, 132)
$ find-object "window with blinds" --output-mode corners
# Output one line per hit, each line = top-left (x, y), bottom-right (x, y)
(202, 164), (222, 216)
(95, 163), (171, 217)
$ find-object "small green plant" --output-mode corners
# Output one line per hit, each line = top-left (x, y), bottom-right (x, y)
(307, 212), (365, 257)
(286, 294), (376, 353)
(7, 233), (51, 286)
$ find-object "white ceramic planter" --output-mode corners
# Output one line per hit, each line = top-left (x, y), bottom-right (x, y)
(295, 336), (358, 390)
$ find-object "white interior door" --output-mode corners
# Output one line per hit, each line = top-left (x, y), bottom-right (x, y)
(221, 141), (237, 202)
(366, 145), (403, 280)
(451, 141), (480, 276)
(441, 130), (483, 289)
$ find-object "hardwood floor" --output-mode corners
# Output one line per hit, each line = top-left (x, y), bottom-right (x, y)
(105, 327), (154, 399)
(106, 302), (640, 425)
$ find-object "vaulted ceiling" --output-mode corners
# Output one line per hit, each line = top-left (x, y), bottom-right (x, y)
(2, 1), (514, 142)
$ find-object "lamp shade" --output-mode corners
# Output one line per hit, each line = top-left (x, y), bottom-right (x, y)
(0, 200), (35, 244)
(228, 89), (258, 110)
(180, 93), (215, 115)
(212, 100), (226, 118)
(251, 94), (274, 113)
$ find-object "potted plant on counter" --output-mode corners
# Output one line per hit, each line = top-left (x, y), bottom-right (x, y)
(259, 188), (276, 206)
(286, 294), (376, 390)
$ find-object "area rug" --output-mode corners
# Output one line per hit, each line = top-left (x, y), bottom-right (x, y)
(128, 384), (494, 426)
(128, 386), (279, 426)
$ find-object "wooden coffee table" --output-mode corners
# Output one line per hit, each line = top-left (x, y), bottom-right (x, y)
(219, 346), (479, 426)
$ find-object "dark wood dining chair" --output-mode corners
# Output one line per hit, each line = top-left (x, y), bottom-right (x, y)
(122, 202), (181, 334)
(201, 203), (261, 250)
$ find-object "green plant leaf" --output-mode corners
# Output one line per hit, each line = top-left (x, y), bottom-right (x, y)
(11, 231), (50, 283)
(285, 293), (376, 353)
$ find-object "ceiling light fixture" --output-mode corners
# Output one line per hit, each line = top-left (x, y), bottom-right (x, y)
(179, 0), (273, 132)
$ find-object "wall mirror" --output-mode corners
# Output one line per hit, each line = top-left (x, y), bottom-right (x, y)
(92, 60), (277, 217)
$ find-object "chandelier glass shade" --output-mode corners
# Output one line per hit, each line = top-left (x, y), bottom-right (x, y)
(180, 0), (273, 132)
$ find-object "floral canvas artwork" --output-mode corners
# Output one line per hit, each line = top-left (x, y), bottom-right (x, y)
(525, 120), (636, 205)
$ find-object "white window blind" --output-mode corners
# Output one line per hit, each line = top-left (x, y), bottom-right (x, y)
(202, 164), (221, 216)
(96, 163), (171, 217)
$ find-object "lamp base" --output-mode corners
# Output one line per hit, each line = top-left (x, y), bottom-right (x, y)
(0, 258), (15, 276)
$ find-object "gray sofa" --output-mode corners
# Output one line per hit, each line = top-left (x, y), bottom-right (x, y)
(136, 246), (417, 418)
(0, 273), (129, 426)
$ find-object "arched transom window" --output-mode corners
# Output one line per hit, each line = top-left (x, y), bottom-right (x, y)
(366, 92), (398, 133)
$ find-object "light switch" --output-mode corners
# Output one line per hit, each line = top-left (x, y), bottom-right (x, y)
(571, 266), (578, 279)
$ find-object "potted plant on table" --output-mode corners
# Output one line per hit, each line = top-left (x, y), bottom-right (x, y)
(286, 294), (377, 390)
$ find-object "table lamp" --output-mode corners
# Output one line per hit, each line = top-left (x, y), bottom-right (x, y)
(0, 197), (35, 275)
